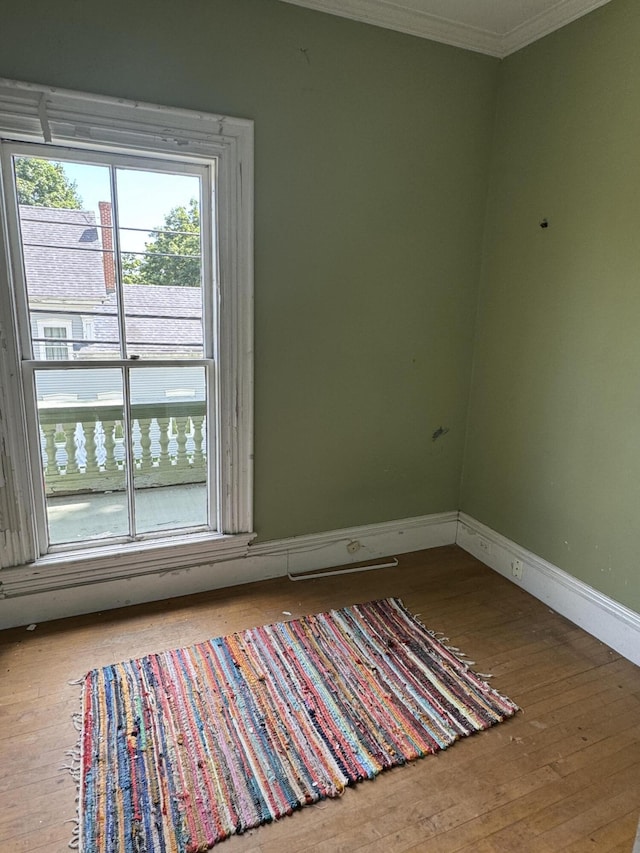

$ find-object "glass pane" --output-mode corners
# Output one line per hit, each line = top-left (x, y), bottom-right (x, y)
(15, 156), (121, 360)
(116, 169), (204, 359)
(41, 325), (71, 360)
(129, 367), (209, 533)
(35, 369), (128, 544)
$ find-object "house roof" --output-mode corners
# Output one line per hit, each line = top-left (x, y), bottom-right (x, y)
(20, 205), (204, 356)
(20, 206), (108, 300)
(89, 285), (203, 354)
(120, 284), (202, 318)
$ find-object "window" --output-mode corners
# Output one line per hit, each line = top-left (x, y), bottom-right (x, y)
(0, 79), (253, 582)
(37, 320), (73, 360)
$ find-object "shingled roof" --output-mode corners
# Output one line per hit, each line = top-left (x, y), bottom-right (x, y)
(20, 206), (108, 300)
(19, 205), (204, 356)
(90, 285), (203, 354)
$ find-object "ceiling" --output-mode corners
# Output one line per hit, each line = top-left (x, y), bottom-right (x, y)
(278, 0), (613, 57)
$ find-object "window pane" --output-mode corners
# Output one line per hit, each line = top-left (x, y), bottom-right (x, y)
(41, 325), (70, 360)
(35, 369), (128, 544)
(116, 169), (204, 359)
(15, 156), (121, 360)
(129, 367), (209, 533)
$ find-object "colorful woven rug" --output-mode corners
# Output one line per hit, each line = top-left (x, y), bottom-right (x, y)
(76, 597), (517, 852)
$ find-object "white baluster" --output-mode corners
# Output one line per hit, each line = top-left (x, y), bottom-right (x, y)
(185, 416), (196, 465)
(112, 421), (126, 471)
(75, 422), (87, 473)
(201, 415), (207, 461)
(54, 424), (68, 475)
(39, 425), (48, 471)
(132, 419), (143, 469)
(149, 418), (161, 467)
(95, 421), (107, 471)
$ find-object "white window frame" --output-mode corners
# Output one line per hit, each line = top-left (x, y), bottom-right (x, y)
(81, 317), (95, 342)
(0, 78), (254, 593)
(36, 318), (73, 360)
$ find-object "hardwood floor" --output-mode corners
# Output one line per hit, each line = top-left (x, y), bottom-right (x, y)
(1, 545), (639, 852)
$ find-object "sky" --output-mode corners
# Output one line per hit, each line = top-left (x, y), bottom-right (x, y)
(62, 161), (201, 252)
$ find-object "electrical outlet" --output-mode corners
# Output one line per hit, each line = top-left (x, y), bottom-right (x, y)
(347, 540), (361, 555)
(511, 559), (524, 580)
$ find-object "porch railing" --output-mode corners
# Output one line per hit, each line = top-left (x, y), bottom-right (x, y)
(38, 401), (207, 496)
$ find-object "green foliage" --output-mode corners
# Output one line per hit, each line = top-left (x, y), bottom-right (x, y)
(125, 198), (201, 288)
(15, 157), (82, 208)
(121, 253), (142, 284)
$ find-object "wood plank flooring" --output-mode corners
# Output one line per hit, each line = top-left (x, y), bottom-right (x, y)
(1, 545), (639, 852)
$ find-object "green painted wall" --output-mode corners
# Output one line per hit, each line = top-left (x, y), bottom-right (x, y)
(461, 0), (640, 612)
(2, 0), (638, 616)
(0, 0), (498, 542)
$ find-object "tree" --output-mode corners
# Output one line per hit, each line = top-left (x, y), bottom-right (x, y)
(15, 157), (82, 208)
(123, 198), (201, 287)
(121, 253), (142, 284)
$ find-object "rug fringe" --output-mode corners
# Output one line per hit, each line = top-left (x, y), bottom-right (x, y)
(395, 598), (518, 716)
(67, 679), (85, 852)
(67, 820), (80, 850)
(397, 597), (490, 678)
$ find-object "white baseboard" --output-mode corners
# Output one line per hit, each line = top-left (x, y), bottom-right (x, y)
(0, 511), (458, 629)
(457, 513), (640, 667)
(7, 508), (636, 668)
(250, 511), (458, 574)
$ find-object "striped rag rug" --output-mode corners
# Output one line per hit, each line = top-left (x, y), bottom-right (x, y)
(76, 597), (518, 852)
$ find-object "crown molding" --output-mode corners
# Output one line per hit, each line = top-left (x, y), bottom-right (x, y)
(499, 0), (612, 56)
(278, 0), (503, 56)
(277, 0), (613, 58)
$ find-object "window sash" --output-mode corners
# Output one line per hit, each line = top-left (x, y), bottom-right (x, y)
(5, 143), (213, 364)
(24, 358), (216, 551)
(4, 144), (217, 550)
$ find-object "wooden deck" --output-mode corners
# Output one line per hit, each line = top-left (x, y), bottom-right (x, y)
(1, 545), (639, 852)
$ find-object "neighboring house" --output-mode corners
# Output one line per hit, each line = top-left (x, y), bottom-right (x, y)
(20, 204), (205, 403)
(21, 206), (107, 361)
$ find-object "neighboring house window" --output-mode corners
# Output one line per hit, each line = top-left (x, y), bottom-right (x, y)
(0, 80), (253, 579)
(36, 320), (73, 360)
(82, 317), (95, 343)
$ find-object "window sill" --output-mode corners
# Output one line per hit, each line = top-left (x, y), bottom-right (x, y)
(0, 531), (256, 598)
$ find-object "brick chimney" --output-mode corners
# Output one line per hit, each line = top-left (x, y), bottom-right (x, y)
(98, 201), (116, 294)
